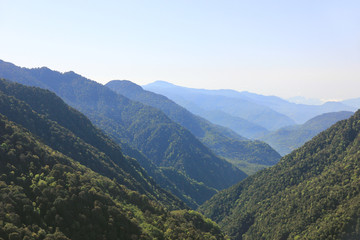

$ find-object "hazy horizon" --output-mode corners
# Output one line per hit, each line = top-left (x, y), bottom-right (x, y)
(1, 0), (359, 101)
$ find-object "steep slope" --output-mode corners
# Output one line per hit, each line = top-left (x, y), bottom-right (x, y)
(118, 142), (217, 209)
(0, 60), (246, 199)
(0, 115), (226, 239)
(106, 80), (281, 173)
(0, 78), (183, 209)
(199, 110), (360, 239)
(0, 78), (217, 208)
(144, 81), (296, 131)
(261, 111), (354, 156)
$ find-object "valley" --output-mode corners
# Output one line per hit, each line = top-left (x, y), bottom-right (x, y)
(0, 59), (358, 239)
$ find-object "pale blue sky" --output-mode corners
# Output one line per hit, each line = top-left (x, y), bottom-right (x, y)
(1, 0), (359, 100)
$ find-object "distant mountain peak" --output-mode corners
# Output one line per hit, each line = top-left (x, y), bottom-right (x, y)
(152, 80), (173, 84)
(107, 80), (144, 94)
(146, 80), (177, 88)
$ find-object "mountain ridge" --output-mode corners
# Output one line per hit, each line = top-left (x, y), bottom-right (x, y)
(144, 81), (296, 131)
(106, 80), (281, 174)
(0, 60), (246, 207)
(144, 80), (356, 125)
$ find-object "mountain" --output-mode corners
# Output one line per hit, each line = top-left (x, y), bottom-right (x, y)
(114, 142), (217, 209)
(0, 60), (246, 207)
(106, 80), (281, 174)
(143, 81), (296, 131)
(183, 86), (357, 124)
(199, 109), (360, 239)
(0, 77), (217, 208)
(192, 108), (269, 139)
(0, 78), (182, 209)
(261, 111), (354, 156)
(342, 97), (360, 109)
(288, 96), (323, 105)
(106, 80), (247, 142)
(0, 76), (212, 210)
(0, 92), (226, 239)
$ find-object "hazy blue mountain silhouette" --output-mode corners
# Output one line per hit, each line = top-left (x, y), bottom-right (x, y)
(260, 111), (354, 155)
(144, 81), (296, 131)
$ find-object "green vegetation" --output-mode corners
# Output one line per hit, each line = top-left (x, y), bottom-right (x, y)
(199, 110), (360, 239)
(107, 80), (281, 174)
(0, 78), (216, 208)
(0, 79), (182, 209)
(0, 115), (226, 239)
(118, 141), (217, 209)
(261, 111), (354, 156)
(0, 60), (247, 207)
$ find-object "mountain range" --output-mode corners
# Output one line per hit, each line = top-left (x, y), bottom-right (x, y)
(106, 80), (281, 175)
(0, 59), (248, 208)
(144, 81), (356, 137)
(0, 78), (225, 239)
(1, 59), (359, 239)
(144, 81), (296, 132)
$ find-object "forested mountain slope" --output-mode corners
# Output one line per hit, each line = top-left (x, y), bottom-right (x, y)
(0, 78), (183, 209)
(0, 78), (218, 208)
(199, 110), (360, 240)
(0, 60), (246, 205)
(107, 80), (281, 174)
(107, 80), (247, 142)
(261, 111), (354, 156)
(0, 115), (226, 239)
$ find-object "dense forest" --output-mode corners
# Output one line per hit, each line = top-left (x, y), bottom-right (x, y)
(0, 79), (181, 208)
(0, 115), (225, 239)
(0, 60), (247, 208)
(0, 79), (226, 239)
(143, 81), (296, 131)
(1, 59), (360, 239)
(199, 110), (360, 239)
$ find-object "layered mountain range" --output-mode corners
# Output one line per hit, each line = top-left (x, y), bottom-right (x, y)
(1, 59), (359, 239)
(0, 79), (225, 239)
(0, 60), (260, 208)
(106, 80), (281, 174)
(144, 81), (356, 138)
